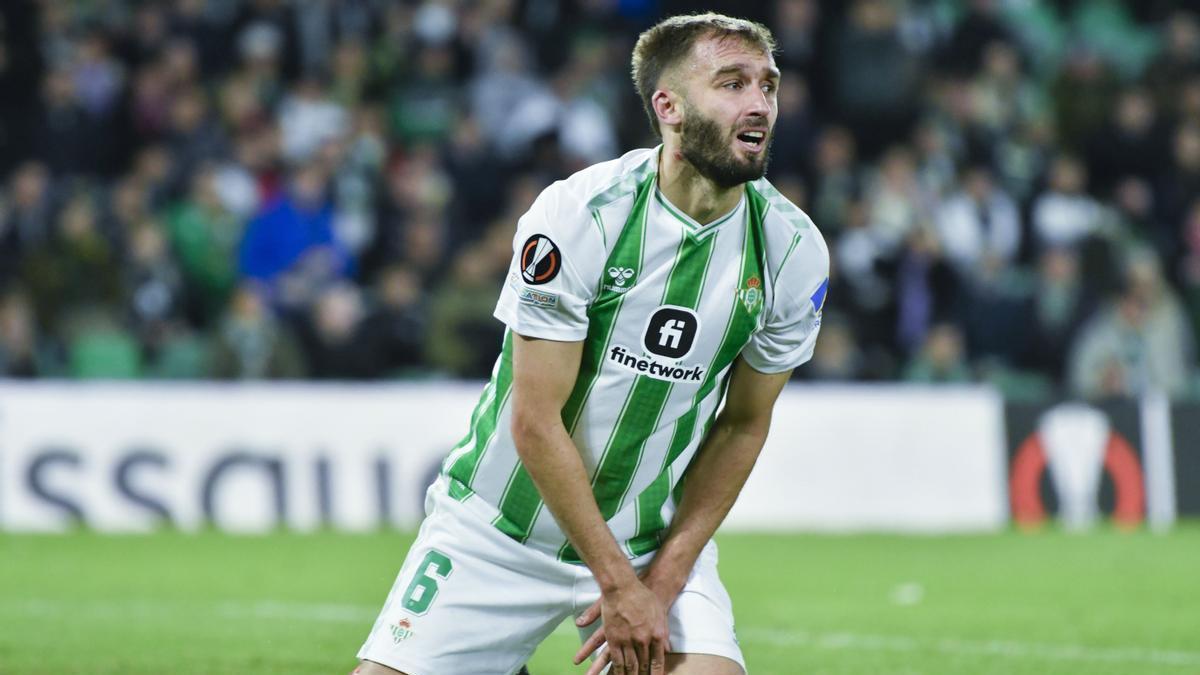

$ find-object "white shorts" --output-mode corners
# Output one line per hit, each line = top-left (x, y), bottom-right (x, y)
(357, 478), (745, 675)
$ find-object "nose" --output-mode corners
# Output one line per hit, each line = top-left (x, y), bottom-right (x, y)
(745, 84), (771, 118)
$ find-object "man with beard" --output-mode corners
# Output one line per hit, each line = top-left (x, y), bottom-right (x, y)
(353, 13), (828, 675)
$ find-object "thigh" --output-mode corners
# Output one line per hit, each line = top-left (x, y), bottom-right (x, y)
(358, 484), (574, 675)
(575, 541), (746, 673)
(661, 541), (746, 672)
(666, 652), (745, 674)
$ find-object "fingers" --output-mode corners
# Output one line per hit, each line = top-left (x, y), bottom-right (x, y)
(649, 635), (667, 675)
(576, 599), (602, 627)
(623, 645), (638, 674)
(586, 645), (614, 675)
(584, 645), (609, 675)
(635, 639), (650, 673)
(574, 627), (607, 665)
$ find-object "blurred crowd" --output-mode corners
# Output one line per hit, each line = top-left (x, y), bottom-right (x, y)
(0, 0), (1199, 400)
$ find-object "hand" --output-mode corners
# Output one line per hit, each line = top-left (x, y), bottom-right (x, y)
(573, 579), (669, 675)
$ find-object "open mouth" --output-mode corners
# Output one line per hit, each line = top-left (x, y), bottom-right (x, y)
(736, 130), (767, 152)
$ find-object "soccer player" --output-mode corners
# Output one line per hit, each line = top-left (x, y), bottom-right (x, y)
(354, 13), (828, 675)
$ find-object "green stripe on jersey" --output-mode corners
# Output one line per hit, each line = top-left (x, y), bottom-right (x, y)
(445, 331), (515, 499)
(493, 172), (656, 543)
(559, 224), (718, 562)
(626, 184), (769, 556)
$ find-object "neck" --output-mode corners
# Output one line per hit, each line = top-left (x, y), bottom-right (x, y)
(656, 144), (744, 225)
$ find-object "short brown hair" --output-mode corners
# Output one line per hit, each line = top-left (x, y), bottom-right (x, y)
(631, 13), (777, 137)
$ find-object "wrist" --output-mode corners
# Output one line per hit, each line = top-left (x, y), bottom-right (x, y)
(595, 561), (640, 595)
(643, 563), (687, 600)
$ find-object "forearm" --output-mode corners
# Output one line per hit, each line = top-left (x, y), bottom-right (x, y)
(515, 422), (637, 592)
(645, 415), (769, 596)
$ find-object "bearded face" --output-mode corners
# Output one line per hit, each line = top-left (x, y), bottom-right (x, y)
(678, 97), (772, 189)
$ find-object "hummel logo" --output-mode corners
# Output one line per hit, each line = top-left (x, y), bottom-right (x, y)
(607, 267), (635, 287)
(603, 266), (636, 294)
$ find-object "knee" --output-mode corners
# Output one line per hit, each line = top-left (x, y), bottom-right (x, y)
(350, 660), (409, 675)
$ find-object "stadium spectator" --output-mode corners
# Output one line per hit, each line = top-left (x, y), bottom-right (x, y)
(903, 322), (972, 383)
(891, 226), (959, 358)
(807, 125), (860, 232)
(1052, 45), (1120, 152)
(389, 41), (460, 148)
(768, 70), (816, 179)
(865, 145), (932, 254)
(125, 218), (185, 346)
(296, 281), (373, 380)
(1145, 11), (1200, 114)
(425, 241), (506, 378)
(1069, 250), (1195, 398)
(804, 312), (864, 381)
(942, 0), (1017, 76)
(1019, 247), (1097, 383)
(0, 162), (54, 286)
(1031, 154), (1104, 251)
(279, 72), (348, 164)
(827, 0), (920, 158)
(0, 0), (1197, 397)
(20, 191), (123, 334)
(237, 161), (354, 306)
(167, 167), (245, 326)
(358, 264), (429, 378)
(1084, 87), (1167, 196)
(1157, 123), (1200, 230)
(35, 67), (98, 177)
(0, 288), (49, 378)
(1178, 199), (1200, 345)
(211, 283), (305, 379)
(935, 164), (1021, 277)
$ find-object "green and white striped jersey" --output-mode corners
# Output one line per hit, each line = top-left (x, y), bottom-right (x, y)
(442, 147), (829, 562)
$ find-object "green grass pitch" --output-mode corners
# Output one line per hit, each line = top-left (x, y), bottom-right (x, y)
(2, 526), (1198, 674)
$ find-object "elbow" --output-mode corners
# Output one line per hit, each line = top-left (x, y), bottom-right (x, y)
(510, 405), (553, 459)
(715, 412), (773, 443)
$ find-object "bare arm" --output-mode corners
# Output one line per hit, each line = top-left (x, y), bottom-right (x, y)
(643, 356), (792, 598)
(575, 356), (791, 663)
(510, 332), (668, 674)
(509, 332), (636, 592)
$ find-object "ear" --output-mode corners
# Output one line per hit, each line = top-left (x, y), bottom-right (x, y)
(652, 89), (683, 130)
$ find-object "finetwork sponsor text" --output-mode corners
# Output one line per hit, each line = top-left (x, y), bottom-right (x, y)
(609, 345), (705, 382)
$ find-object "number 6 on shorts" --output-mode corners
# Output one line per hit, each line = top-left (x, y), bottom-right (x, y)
(401, 550), (453, 615)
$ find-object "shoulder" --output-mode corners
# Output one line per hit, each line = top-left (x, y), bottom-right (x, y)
(540, 147), (659, 212)
(523, 147), (658, 250)
(747, 177), (829, 293)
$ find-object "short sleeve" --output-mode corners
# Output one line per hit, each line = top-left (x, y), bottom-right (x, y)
(494, 184), (600, 341)
(741, 236), (830, 374)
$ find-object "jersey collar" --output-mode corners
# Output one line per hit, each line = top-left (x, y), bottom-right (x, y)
(653, 184), (745, 238)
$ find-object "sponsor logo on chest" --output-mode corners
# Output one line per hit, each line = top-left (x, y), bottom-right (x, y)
(608, 305), (707, 383)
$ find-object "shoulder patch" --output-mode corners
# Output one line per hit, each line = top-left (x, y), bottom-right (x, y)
(520, 234), (561, 285)
(811, 277), (829, 313)
(508, 273), (559, 308)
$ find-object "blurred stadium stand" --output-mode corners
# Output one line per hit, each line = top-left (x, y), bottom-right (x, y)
(0, 0), (1199, 401)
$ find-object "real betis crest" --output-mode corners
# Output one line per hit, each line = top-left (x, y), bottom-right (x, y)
(739, 275), (763, 314)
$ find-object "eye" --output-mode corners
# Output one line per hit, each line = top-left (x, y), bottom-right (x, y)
(723, 81), (742, 90)
(762, 82), (777, 94)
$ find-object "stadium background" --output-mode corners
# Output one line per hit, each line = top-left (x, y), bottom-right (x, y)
(1, 1), (1199, 674)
